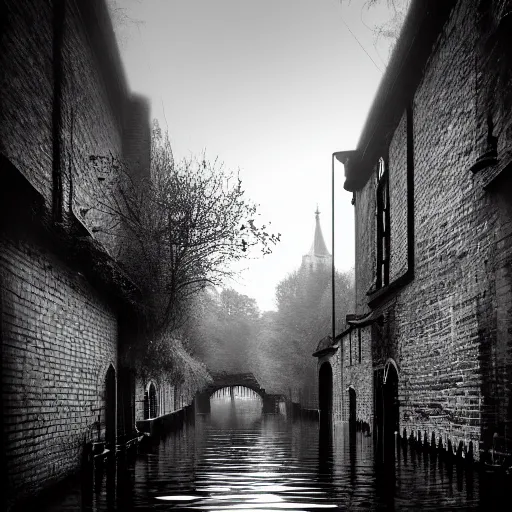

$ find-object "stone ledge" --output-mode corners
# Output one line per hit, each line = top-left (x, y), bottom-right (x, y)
(136, 404), (194, 436)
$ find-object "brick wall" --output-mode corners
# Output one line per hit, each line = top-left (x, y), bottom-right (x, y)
(134, 376), (177, 422)
(354, 179), (376, 314)
(0, 1), (151, 508)
(0, 0), (150, 259)
(1, 228), (117, 506)
(342, 327), (374, 429)
(397, 0), (485, 457)
(388, 112), (409, 282)
(347, 0), (512, 461)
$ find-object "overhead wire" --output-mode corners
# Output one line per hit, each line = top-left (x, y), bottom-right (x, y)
(332, 0), (384, 73)
(338, 13), (383, 73)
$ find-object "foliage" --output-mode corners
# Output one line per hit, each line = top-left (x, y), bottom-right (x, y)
(340, 0), (411, 58)
(184, 265), (355, 402)
(365, 0), (411, 53)
(87, 121), (279, 382)
(89, 121), (279, 336)
(268, 265), (354, 399)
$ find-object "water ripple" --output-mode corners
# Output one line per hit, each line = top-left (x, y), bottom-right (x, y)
(38, 397), (511, 511)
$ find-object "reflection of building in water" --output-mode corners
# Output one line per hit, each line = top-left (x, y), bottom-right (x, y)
(301, 207), (332, 272)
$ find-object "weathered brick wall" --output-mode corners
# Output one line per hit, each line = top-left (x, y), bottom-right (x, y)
(0, 1), (151, 508)
(0, 0), (54, 202)
(1, 229), (117, 506)
(397, 0), (484, 457)
(0, 0), (149, 259)
(342, 327), (374, 429)
(349, 0), (512, 460)
(354, 179), (376, 313)
(388, 112), (409, 282)
(61, 0), (126, 254)
(1, 1), (125, 204)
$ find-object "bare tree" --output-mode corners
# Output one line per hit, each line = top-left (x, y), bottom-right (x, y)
(365, 0), (411, 54)
(340, 0), (411, 60)
(88, 121), (280, 378)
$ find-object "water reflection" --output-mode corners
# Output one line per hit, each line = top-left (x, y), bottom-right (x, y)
(38, 395), (509, 511)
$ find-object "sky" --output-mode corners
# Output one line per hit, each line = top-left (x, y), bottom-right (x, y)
(110, 0), (401, 312)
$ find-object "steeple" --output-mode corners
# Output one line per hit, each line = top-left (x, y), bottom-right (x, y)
(302, 206), (332, 271)
(309, 205), (330, 257)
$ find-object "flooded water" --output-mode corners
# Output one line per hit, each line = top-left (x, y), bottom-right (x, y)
(40, 395), (509, 511)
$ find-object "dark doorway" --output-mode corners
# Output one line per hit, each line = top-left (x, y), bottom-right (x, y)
(319, 362), (333, 432)
(117, 367), (135, 443)
(105, 365), (116, 451)
(349, 387), (357, 431)
(375, 362), (399, 463)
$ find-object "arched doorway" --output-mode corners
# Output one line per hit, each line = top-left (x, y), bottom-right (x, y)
(375, 360), (399, 462)
(144, 381), (158, 420)
(105, 365), (116, 451)
(318, 362), (333, 430)
(148, 382), (158, 418)
(383, 362), (399, 452)
(348, 387), (357, 431)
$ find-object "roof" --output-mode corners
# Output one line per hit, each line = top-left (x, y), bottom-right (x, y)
(308, 208), (330, 257)
(343, 0), (457, 191)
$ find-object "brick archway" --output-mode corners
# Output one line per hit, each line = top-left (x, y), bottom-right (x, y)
(196, 372), (272, 413)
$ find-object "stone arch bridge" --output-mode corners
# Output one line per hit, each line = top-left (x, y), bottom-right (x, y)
(196, 372), (277, 413)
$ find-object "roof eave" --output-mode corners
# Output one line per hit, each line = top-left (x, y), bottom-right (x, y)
(343, 0), (458, 192)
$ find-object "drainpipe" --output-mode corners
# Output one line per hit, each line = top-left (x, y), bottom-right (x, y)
(331, 153), (336, 361)
(332, 150), (358, 423)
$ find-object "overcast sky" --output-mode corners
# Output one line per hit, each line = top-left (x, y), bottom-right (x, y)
(111, 0), (400, 312)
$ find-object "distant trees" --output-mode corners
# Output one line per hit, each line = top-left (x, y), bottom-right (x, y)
(183, 265), (355, 404)
(184, 287), (260, 374)
(265, 266), (354, 401)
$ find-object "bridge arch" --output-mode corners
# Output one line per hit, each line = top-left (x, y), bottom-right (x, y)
(196, 372), (271, 413)
(207, 384), (265, 400)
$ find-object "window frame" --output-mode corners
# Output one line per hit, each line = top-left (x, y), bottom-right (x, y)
(376, 157), (390, 289)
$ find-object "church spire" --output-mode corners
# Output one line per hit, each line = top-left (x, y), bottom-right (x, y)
(309, 206), (330, 257)
(301, 206), (332, 271)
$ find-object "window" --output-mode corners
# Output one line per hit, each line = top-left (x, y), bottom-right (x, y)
(376, 158), (390, 288)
